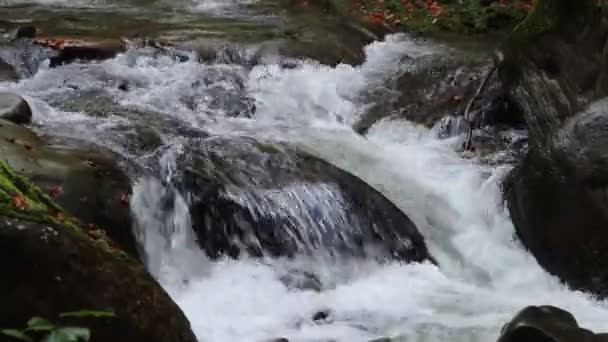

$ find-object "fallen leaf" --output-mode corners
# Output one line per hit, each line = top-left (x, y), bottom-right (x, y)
(23, 144), (33, 151)
(11, 194), (28, 210)
(48, 186), (63, 198)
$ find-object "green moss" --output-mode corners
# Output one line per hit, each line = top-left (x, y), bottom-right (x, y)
(0, 160), (128, 259)
(508, 0), (561, 46)
(507, 0), (597, 48)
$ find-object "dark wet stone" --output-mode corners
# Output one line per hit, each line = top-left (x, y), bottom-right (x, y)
(118, 80), (130, 91)
(0, 92), (32, 124)
(0, 218), (197, 342)
(47, 40), (126, 67)
(312, 309), (331, 322)
(497, 306), (597, 342)
(166, 136), (434, 263)
(505, 98), (608, 297)
(0, 59), (18, 81)
(9, 25), (37, 41)
(136, 126), (164, 152)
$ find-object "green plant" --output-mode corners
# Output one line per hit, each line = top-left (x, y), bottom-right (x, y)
(1, 310), (115, 342)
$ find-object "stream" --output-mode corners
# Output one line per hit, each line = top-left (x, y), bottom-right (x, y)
(1, 0), (608, 341)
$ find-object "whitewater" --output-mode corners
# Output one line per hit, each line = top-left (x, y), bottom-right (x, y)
(1, 1), (608, 341)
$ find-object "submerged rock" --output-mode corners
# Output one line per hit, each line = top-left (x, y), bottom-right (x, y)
(497, 306), (604, 342)
(0, 59), (17, 81)
(279, 269), (322, 292)
(312, 309), (331, 322)
(0, 93), (32, 124)
(0, 120), (136, 259)
(170, 136), (433, 263)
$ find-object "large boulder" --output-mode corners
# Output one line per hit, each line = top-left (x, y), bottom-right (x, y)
(497, 306), (606, 342)
(166, 136), (433, 262)
(0, 93), (32, 124)
(0, 119), (136, 258)
(0, 161), (196, 342)
(505, 99), (608, 296)
(501, 0), (608, 296)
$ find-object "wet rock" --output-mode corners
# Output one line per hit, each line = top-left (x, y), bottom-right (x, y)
(34, 38), (126, 67)
(497, 306), (600, 342)
(0, 59), (17, 81)
(0, 120), (137, 259)
(169, 136), (433, 263)
(505, 98), (608, 296)
(280, 269), (322, 292)
(0, 92), (32, 124)
(181, 67), (256, 118)
(269, 9), (378, 66)
(0, 216), (197, 342)
(500, 0), (608, 297)
(9, 25), (37, 41)
(312, 309), (331, 322)
(0, 40), (55, 77)
(355, 43), (522, 135)
(135, 126), (164, 152)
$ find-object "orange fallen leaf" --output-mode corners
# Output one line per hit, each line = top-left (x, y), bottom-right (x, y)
(11, 194), (27, 210)
(56, 211), (65, 220)
(24, 143), (33, 151)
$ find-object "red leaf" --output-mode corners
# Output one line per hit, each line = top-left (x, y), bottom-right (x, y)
(24, 144), (33, 151)
(120, 193), (129, 206)
(48, 186), (63, 198)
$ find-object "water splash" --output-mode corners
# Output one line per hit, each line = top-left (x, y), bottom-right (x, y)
(1, 16), (606, 340)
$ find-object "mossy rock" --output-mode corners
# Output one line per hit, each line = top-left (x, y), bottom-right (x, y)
(0, 119), (137, 258)
(0, 160), (197, 342)
(0, 219), (197, 342)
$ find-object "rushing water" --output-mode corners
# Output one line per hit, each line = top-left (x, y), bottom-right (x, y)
(1, 1), (608, 341)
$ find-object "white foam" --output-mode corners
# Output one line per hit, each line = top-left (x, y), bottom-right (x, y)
(126, 34), (608, 342)
(4, 25), (607, 341)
